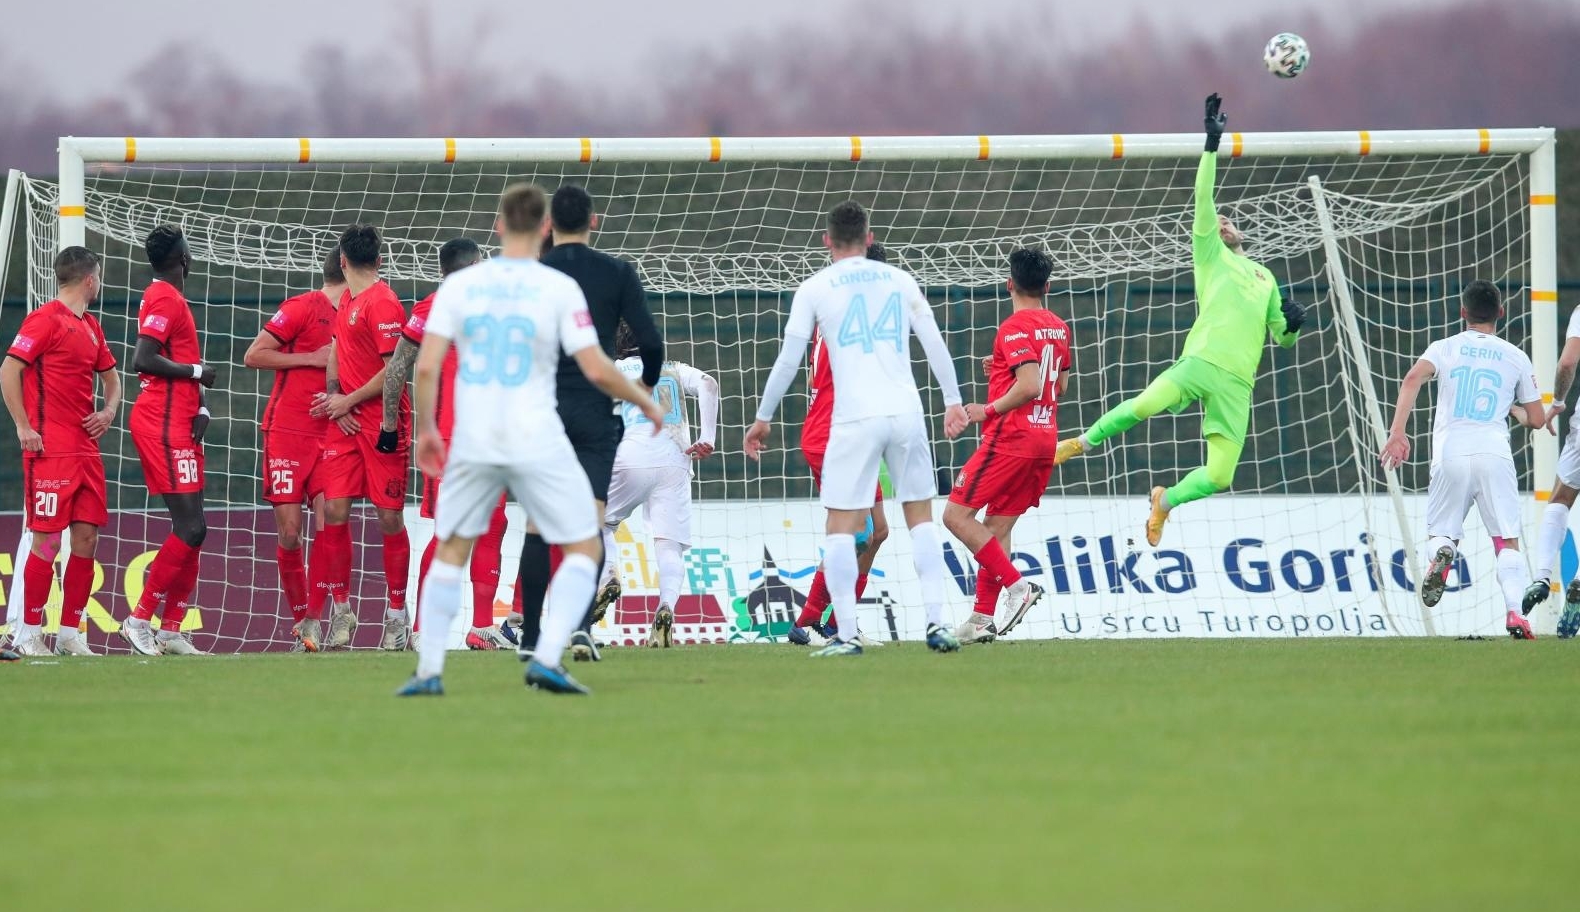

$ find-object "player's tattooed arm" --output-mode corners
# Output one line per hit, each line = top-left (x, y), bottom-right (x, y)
(1547, 336), (1580, 432)
(377, 338), (420, 452)
(132, 335), (220, 389)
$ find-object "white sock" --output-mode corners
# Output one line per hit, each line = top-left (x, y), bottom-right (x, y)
(823, 533), (859, 642)
(57, 627), (82, 644)
(19, 621), (42, 639)
(600, 527), (618, 585)
(1534, 503), (1569, 582)
(156, 628), (180, 642)
(386, 606), (407, 619)
(536, 553), (599, 667)
(908, 521), (948, 627)
(655, 539), (684, 608)
(1426, 536), (1457, 566)
(416, 559), (464, 678)
(1496, 548), (1529, 614)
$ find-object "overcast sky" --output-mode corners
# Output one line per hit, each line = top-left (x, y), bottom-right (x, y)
(6, 0), (1486, 101)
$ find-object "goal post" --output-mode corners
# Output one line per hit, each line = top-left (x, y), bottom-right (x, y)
(7, 126), (1558, 649)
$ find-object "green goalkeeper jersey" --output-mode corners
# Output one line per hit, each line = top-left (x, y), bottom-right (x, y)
(1180, 151), (1299, 385)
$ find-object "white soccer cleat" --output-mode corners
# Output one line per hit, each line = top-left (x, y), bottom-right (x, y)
(381, 608), (411, 651)
(292, 618), (323, 653)
(327, 600), (357, 649)
(120, 618), (161, 656)
(53, 629), (97, 656)
(853, 630), (886, 648)
(14, 632), (51, 657)
(156, 631), (207, 655)
(954, 612), (999, 645)
(997, 580), (1044, 637)
(466, 626), (511, 650)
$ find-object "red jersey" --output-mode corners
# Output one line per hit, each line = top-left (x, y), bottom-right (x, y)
(979, 308), (1072, 458)
(130, 280), (203, 439)
(799, 330), (834, 454)
(6, 300), (116, 459)
(402, 292), (459, 442)
(261, 290), (336, 436)
(332, 280), (407, 435)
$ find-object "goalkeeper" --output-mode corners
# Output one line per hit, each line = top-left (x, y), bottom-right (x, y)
(1055, 93), (1306, 546)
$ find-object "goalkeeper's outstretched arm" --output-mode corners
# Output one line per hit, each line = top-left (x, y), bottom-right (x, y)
(1193, 93), (1228, 263)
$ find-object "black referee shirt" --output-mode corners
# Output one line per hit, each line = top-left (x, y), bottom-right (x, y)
(541, 242), (664, 413)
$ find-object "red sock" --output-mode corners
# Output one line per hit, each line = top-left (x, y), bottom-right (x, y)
(61, 554), (94, 630)
(22, 551), (53, 627)
(549, 544), (563, 575)
(277, 546), (308, 622)
(383, 531), (411, 610)
(414, 535), (438, 630)
(974, 566), (1005, 616)
(310, 524), (352, 618)
(797, 569), (831, 627)
(161, 545), (202, 632)
(470, 507), (507, 628)
(974, 538), (1021, 588)
(855, 572), (870, 600)
(133, 535), (194, 622)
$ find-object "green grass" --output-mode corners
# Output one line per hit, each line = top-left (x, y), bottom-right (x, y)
(3, 640), (1577, 911)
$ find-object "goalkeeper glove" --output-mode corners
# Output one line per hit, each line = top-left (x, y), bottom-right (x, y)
(1204, 93), (1226, 152)
(376, 428), (401, 454)
(1281, 298), (1307, 334)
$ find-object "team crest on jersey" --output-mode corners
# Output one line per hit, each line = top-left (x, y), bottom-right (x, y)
(348, 308), (359, 326)
(142, 314), (169, 332)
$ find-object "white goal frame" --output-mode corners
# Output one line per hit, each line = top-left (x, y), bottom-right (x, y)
(53, 128), (1561, 494)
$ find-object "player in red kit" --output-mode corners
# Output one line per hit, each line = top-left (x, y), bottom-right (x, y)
(378, 237), (511, 651)
(310, 224), (413, 651)
(787, 242), (891, 647)
(943, 248), (1067, 644)
(243, 244), (345, 651)
(1, 247), (121, 657)
(122, 225), (220, 656)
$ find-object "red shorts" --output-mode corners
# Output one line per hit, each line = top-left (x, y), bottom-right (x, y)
(24, 454), (109, 533)
(263, 431), (324, 505)
(803, 447), (883, 503)
(948, 448), (1053, 517)
(318, 431), (409, 510)
(132, 433), (205, 496)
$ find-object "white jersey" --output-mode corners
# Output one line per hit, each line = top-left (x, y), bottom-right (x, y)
(613, 357), (718, 471)
(1568, 306), (1580, 342)
(425, 257), (598, 464)
(1421, 330), (1539, 466)
(784, 256), (933, 422)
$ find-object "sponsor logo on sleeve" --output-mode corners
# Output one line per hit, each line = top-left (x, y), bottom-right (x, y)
(574, 311), (593, 329)
(1005, 332), (1029, 342)
(142, 314), (169, 332)
(405, 315), (426, 335)
(12, 334), (36, 354)
(267, 310), (289, 327)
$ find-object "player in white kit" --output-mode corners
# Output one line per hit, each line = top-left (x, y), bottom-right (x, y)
(746, 201), (970, 656)
(1380, 281), (1548, 640)
(599, 321), (720, 648)
(1519, 304), (1580, 637)
(396, 184), (662, 696)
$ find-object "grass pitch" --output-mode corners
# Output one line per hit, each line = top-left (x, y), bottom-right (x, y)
(3, 639), (1576, 912)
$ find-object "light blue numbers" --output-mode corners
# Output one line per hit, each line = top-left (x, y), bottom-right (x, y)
(623, 376), (682, 428)
(1447, 365), (1503, 421)
(460, 314), (536, 386)
(836, 292), (903, 352)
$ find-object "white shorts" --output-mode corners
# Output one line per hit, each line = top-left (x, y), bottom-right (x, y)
(1426, 454), (1522, 542)
(605, 463), (692, 546)
(1558, 425), (1580, 489)
(821, 414), (936, 510)
(435, 447), (598, 545)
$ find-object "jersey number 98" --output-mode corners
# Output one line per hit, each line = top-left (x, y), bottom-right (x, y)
(461, 315), (536, 386)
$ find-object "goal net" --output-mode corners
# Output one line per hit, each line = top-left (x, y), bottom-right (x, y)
(4, 131), (1558, 651)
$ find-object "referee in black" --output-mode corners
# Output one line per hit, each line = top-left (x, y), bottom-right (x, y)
(515, 185), (664, 661)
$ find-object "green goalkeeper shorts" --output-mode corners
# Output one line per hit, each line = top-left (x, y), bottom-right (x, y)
(1159, 356), (1253, 445)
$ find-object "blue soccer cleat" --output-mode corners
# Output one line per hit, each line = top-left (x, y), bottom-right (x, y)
(395, 673), (444, 697)
(499, 612), (523, 646)
(526, 659), (591, 695)
(787, 625), (811, 646)
(926, 623), (960, 653)
(809, 639), (863, 658)
(1559, 581), (1580, 640)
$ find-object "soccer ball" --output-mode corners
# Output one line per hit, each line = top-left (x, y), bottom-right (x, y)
(1263, 32), (1310, 79)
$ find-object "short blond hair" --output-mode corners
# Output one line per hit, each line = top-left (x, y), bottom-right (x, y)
(499, 183), (548, 235)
